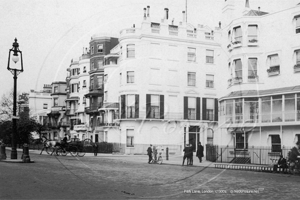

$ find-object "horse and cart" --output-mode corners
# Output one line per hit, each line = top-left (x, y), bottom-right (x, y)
(40, 136), (93, 157)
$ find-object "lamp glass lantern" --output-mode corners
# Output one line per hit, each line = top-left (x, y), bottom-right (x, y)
(7, 38), (23, 72)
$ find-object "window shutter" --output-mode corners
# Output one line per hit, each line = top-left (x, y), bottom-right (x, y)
(196, 97), (201, 120)
(121, 95), (126, 119)
(214, 98), (218, 121)
(146, 94), (151, 118)
(202, 98), (207, 120)
(184, 96), (188, 119)
(160, 95), (164, 119)
(135, 95), (139, 118)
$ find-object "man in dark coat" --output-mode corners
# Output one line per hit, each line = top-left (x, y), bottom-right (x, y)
(147, 144), (153, 164)
(182, 144), (191, 166)
(196, 142), (204, 163)
(273, 155), (288, 173)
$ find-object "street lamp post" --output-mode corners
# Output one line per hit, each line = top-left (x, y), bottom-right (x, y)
(7, 38), (24, 159)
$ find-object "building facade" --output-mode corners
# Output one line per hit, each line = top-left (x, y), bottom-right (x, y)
(103, 7), (227, 154)
(216, 0), (300, 163)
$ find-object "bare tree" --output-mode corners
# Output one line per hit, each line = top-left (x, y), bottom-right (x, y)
(0, 90), (14, 121)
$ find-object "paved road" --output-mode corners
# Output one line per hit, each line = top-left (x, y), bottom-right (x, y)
(1, 150), (300, 199)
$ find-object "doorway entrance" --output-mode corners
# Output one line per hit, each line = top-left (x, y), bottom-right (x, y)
(184, 126), (200, 152)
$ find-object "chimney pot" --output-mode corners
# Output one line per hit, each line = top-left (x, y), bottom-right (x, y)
(147, 6), (150, 17)
(164, 8), (169, 20)
(258, 7), (260, 11)
(219, 21), (221, 28)
(143, 8), (146, 18)
(182, 11), (186, 22)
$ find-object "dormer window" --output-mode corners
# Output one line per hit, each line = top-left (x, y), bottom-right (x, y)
(151, 22), (160, 33)
(205, 31), (214, 40)
(169, 25), (178, 36)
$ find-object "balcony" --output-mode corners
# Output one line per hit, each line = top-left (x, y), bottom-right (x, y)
(267, 66), (280, 76)
(294, 64), (300, 73)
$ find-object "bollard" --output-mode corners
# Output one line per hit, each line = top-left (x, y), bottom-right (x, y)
(0, 144), (7, 160)
(166, 147), (169, 160)
(22, 143), (31, 163)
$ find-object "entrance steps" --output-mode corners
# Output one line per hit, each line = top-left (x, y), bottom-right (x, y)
(214, 163), (273, 172)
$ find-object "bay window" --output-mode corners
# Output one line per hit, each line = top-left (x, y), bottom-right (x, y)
(248, 58), (257, 81)
(234, 59), (243, 81)
(244, 98), (259, 123)
(235, 99), (243, 123)
(285, 94), (295, 121)
(127, 44), (135, 58)
(261, 97), (271, 123)
(233, 26), (242, 43)
(248, 25), (258, 43)
(272, 95), (282, 122)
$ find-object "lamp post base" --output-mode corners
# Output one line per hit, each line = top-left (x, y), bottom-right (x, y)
(10, 148), (17, 159)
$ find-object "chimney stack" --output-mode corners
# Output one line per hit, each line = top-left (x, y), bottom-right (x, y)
(219, 21), (221, 28)
(258, 7), (260, 11)
(147, 6), (150, 17)
(164, 8), (169, 20)
(143, 8), (146, 19)
(245, 0), (250, 8)
(182, 11), (186, 22)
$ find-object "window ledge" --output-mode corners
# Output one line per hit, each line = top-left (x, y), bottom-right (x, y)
(205, 63), (216, 65)
(167, 59), (179, 62)
(149, 57), (162, 60)
(205, 87), (215, 90)
(267, 71), (280, 77)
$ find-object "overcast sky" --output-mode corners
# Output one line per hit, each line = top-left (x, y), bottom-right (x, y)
(0, 0), (298, 98)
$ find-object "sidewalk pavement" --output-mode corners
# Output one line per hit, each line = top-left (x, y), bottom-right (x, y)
(2, 147), (216, 168)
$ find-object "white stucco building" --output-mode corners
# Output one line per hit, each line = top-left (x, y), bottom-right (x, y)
(215, 0), (300, 164)
(103, 7), (227, 154)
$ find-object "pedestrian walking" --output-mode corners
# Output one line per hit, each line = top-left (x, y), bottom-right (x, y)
(93, 143), (98, 156)
(196, 142), (204, 163)
(147, 144), (153, 163)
